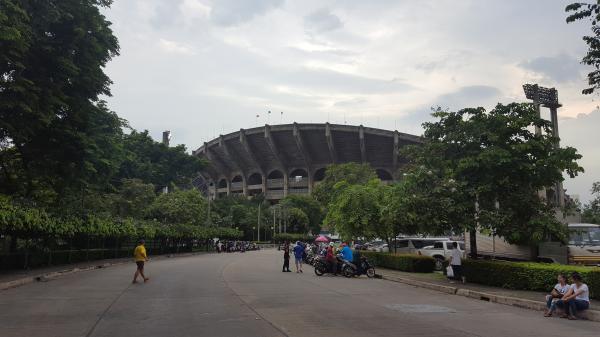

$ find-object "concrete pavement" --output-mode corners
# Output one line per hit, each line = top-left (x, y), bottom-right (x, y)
(1, 249), (598, 337)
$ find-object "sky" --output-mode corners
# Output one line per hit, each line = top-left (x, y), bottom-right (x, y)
(102, 0), (599, 203)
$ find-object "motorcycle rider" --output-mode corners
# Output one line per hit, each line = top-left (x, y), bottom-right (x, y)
(325, 242), (337, 275)
(340, 242), (353, 262)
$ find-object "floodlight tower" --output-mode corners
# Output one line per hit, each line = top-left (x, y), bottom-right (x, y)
(522, 84), (564, 206)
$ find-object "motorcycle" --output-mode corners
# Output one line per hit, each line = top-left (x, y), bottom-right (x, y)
(341, 256), (376, 278)
(313, 255), (344, 276)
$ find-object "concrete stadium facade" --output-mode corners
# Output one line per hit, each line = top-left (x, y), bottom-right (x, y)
(193, 123), (422, 201)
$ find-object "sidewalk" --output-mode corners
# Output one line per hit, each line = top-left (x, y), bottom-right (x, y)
(0, 251), (212, 290)
(379, 268), (600, 322)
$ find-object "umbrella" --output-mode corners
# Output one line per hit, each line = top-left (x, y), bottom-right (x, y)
(315, 235), (330, 243)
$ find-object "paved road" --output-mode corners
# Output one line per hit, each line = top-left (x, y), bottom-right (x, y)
(1, 249), (598, 337)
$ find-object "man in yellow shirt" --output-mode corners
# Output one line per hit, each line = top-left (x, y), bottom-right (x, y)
(133, 239), (149, 283)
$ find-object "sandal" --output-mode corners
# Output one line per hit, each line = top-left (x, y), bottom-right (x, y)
(544, 312), (552, 317)
(567, 316), (577, 320)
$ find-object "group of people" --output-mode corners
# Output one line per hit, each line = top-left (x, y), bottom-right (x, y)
(544, 272), (591, 320)
(215, 240), (258, 253)
(281, 240), (357, 275)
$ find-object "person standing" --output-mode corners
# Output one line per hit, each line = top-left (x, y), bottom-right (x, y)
(293, 241), (304, 273)
(448, 242), (464, 284)
(282, 241), (291, 272)
(133, 239), (149, 284)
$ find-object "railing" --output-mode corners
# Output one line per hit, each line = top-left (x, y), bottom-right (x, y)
(267, 179), (284, 188)
(266, 190), (285, 199)
(289, 177), (309, 188)
(230, 182), (243, 190)
(247, 184), (263, 191)
(289, 188), (309, 195)
(217, 187), (228, 193)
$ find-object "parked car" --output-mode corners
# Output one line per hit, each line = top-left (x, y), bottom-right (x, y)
(390, 237), (450, 255)
(418, 240), (465, 270)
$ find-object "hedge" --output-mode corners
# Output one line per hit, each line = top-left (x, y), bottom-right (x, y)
(0, 198), (243, 240)
(461, 259), (600, 299)
(361, 251), (435, 273)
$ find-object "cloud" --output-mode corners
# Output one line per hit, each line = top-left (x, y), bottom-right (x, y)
(520, 53), (585, 83)
(209, 0), (283, 26)
(158, 38), (195, 55)
(560, 109), (600, 204)
(304, 8), (343, 33)
(434, 85), (503, 110)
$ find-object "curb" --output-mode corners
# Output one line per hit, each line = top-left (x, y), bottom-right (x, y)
(382, 274), (600, 322)
(0, 251), (210, 291)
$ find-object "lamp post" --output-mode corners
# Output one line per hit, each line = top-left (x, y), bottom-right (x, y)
(252, 226), (256, 241)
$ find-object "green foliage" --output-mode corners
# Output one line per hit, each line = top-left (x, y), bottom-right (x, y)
(0, 196), (241, 240)
(313, 163), (377, 206)
(272, 233), (313, 243)
(404, 103), (583, 248)
(146, 189), (207, 226)
(462, 259), (600, 299)
(0, 0), (123, 203)
(324, 179), (386, 241)
(566, 2), (600, 94)
(361, 251), (435, 273)
(279, 195), (323, 234)
(582, 182), (600, 224)
(117, 130), (205, 189)
(286, 207), (309, 233)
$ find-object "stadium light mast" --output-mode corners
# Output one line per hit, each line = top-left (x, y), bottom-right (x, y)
(522, 83), (564, 206)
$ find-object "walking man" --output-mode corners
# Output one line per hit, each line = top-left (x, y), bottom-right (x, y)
(282, 241), (291, 272)
(133, 239), (149, 283)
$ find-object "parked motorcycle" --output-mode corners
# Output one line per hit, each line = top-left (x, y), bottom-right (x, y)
(313, 256), (344, 276)
(341, 256), (376, 278)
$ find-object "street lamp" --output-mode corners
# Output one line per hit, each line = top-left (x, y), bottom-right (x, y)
(252, 226), (256, 241)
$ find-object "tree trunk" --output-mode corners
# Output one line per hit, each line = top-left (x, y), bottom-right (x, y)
(469, 229), (477, 258)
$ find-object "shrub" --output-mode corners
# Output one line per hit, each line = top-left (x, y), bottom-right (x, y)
(462, 259), (600, 299)
(361, 251), (435, 273)
(272, 233), (313, 243)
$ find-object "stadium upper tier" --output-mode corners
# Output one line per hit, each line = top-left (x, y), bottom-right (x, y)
(193, 123), (422, 200)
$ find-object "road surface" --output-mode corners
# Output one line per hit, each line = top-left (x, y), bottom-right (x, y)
(1, 249), (598, 337)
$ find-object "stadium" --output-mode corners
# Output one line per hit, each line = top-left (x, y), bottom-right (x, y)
(193, 123), (422, 201)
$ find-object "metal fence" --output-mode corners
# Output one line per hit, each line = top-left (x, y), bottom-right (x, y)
(0, 235), (214, 271)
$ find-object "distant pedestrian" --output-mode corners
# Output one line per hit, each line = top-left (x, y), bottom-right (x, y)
(448, 242), (464, 284)
(293, 241), (304, 273)
(133, 239), (149, 284)
(282, 241), (291, 272)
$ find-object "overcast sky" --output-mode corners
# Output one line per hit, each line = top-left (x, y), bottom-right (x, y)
(102, 0), (599, 203)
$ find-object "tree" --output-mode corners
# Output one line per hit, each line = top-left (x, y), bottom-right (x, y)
(146, 189), (207, 226)
(405, 104), (584, 256)
(0, 0), (123, 205)
(566, 2), (600, 94)
(582, 182), (600, 224)
(324, 179), (386, 242)
(313, 163), (377, 206)
(117, 130), (205, 190)
(279, 195), (324, 234)
(286, 207), (309, 233)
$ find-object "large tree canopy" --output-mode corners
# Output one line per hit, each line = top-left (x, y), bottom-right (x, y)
(0, 0), (122, 204)
(279, 195), (324, 234)
(404, 103), (583, 255)
(313, 163), (377, 206)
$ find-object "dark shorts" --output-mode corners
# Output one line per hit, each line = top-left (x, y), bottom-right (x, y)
(136, 261), (144, 270)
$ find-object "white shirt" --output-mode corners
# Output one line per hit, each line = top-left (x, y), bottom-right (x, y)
(450, 248), (462, 266)
(571, 283), (590, 302)
(553, 283), (570, 295)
